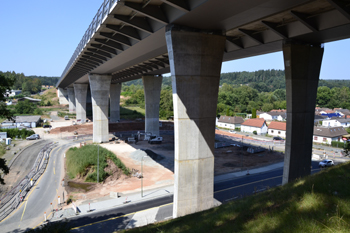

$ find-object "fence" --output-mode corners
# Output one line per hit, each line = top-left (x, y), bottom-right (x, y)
(0, 142), (57, 221)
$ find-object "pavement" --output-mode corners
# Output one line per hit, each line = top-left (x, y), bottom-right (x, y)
(48, 161), (286, 227)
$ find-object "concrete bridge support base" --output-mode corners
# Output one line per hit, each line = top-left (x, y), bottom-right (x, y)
(110, 83), (121, 123)
(67, 87), (76, 113)
(142, 75), (162, 136)
(166, 25), (226, 218)
(89, 74), (112, 143)
(74, 83), (88, 123)
(283, 41), (324, 185)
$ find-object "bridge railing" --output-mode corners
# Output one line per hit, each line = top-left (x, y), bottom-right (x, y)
(60, 0), (117, 81)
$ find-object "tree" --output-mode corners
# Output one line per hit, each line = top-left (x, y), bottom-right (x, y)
(252, 108), (257, 118)
(0, 73), (15, 120)
(0, 74), (13, 184)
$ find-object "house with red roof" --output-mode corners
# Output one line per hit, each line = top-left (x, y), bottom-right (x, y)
(241, 118), (268, 135)
(268, 121), (287, 138)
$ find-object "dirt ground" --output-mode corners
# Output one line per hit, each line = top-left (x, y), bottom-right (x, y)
(39, 120), (283, 204)
(62, 128), (284, 204)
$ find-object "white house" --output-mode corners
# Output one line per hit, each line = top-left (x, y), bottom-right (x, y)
(217, 116), (244, 129)
(322, 119), (350, 128)
(241, 118), (268, 135)
(268, 121), (286, 138)
(1, 116), (41, 129)
(258, 112), (286, 121)
(5, 90), (22, 97)
(313, 126), (347, 145)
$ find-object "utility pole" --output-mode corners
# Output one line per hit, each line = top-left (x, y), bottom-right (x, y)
(97, 144), (99, 183)
(141, 155), (148, 197)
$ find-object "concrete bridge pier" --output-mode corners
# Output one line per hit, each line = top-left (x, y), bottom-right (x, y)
(89, 74), (112, 143)
(165, 25), (226, 218)
(283, 40), (324, 185)
(57, 87), (68, 105)
(142, 75), (162, 136)
(67, 87), (76, 113)
(110, 83), (122, 123)
(73, 83), (88, 123)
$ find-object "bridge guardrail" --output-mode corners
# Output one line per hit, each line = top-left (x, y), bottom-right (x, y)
(60, 0), (117, 80)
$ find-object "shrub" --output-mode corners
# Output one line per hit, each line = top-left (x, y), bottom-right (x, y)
(331, 141), (345, 148)
(0, 128), (35, 139)
(253, 130), (257, 135)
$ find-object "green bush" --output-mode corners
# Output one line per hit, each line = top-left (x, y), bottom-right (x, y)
(331, 141), (345, 148)
(0, 128), (35, 139)
(253, 130), (257, 135)
(66, 145), (130, 183)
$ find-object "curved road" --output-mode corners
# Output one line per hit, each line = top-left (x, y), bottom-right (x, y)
(0, 140), (49, 197)
(0, 140), (82, 233)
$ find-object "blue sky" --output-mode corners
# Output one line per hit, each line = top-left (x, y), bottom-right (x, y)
(0, 1), (349, 80)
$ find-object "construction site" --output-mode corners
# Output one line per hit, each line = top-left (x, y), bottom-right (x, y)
(45, 119), (284, 205)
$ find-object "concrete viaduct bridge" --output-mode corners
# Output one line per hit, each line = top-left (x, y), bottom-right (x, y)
(56, 0), (350, 218)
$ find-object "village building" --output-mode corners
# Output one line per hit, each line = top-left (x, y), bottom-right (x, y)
(268, 121), (286, 138)
(1, 116), (41, 129)
(241, 118), (268, 135)
(313, 126), (347, 145)
(216, 116), (244, 129)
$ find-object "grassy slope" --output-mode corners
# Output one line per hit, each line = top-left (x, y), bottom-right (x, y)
(122, 162), (350, 233)
(120, 106), (145, 120)
(66, 145), (130, 182)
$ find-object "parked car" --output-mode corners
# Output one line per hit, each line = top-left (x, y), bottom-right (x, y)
(319, 159), (334, 168)
(273, 136), (283, 140)
(26, 134), (40, 140)
(43, 124), (52, 128)
(229, 130), (235, 133)
(64, 115), (69, 120)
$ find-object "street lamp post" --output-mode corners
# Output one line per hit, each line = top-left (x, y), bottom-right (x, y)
(141, 155), (148, 197)
(97, 144), (99, 183)
(241, 136), (243, 168)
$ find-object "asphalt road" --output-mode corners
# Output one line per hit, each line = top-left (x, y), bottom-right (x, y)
(0, 140), (49, 198)
(0, 140), (78, 233)
(64, 162), (322, 232)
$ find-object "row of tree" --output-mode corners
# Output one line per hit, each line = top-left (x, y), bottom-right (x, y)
(0, 71), (59, 95)
(121, 70), (350, 117)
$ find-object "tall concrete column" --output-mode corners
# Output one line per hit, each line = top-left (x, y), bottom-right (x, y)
(110, 83), (121, 123)
(166, 25), (226, 218)
(73, 83), (88, 123)
(67, 87), (76, 113)
(283, 41), (324, 185)
(57, 88), (69, 105)
(143, 75), (162, 136)
(89, 74), (112, 143)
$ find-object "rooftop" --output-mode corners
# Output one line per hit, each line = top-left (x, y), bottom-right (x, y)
(242, 118), (266, 128)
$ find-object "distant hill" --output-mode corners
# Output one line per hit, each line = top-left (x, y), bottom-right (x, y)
(122, 70), (350, 93)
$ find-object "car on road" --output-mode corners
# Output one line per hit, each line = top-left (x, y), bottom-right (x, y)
(229, 130), (235, 133)
(273, 136), (283, 140)
(26, 134), (40, 140)
(319, 159), (334, 168)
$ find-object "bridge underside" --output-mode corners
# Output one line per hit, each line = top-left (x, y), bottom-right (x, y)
(57, 0), (350, 218)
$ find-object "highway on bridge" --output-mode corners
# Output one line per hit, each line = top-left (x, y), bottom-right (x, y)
(61, 162), (323, 232)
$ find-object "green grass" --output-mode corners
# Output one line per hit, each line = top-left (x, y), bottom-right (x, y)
(121, 162), (350, 233)
(0, 143), (6, 158)
(120, 106), (145, 119)
(66, 145), (130, 182)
